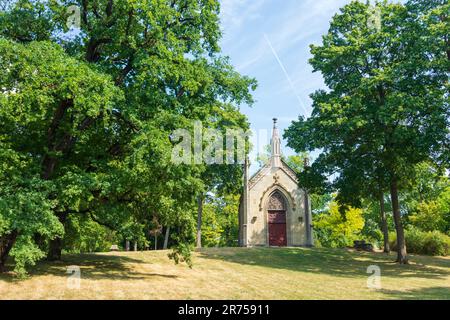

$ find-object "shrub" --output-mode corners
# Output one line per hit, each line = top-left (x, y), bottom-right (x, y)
(422, 231), (450, 256)
(389, 231), (397, 251)
(313, 202), (364, 248)
(390, 227), (450, 256)
(313, 237), (323, 248)
(409, 201), (447, 232)
(405, 227), (425, 254)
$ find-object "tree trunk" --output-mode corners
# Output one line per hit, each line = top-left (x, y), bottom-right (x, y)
(0, 231), (18, 273)
(47, 237), (63, 261)
(163, 226), (170, 250)
(390, 177), (408, 264)
(133, 241), (137, 251)
(47, 212), (68, 261)
(196, 195), (203, 249)
(379, 193), (390, 254)
(125, 240), (130, 251)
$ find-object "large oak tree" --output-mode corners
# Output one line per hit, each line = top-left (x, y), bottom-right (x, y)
(0, 0), (256, 273)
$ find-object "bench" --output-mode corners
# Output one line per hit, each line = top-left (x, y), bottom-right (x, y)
(353, 240), (374, 252)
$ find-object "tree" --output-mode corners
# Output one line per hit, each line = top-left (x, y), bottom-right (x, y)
(284, 1), (448, 263)
(314, 201), (364, 248)
(403, 162), (450, 233)
(195, 161), (248, 248)
(406, 0), (450, 166)
(201, 193), (241, 247)
(0, 0), (256, 273)
(0, 39), (119, 272)
(194, 107), (252, 248)
(63, 214), (118, 253)
(330, 156), (392, 253)
(406, 0), (449, 63)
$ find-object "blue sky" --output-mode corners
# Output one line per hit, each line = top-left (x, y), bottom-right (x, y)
(218, 0), (351, 172)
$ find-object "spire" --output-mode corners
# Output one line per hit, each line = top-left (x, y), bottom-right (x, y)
(270, 118), (282, 168)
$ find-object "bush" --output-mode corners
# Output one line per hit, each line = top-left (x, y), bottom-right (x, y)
(405, 227), (426, 254)
(389, 227), (450, 256)
(389, 231), (397, 251)
(313, 202), (365, 248)
(422, 231), (450, 256)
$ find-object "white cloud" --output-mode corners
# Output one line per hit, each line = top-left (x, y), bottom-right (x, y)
(221, 0), (351, 75)
(220, 0), (265, 33)
(265, 0), (349, 53)
(235, 45), (266, 71)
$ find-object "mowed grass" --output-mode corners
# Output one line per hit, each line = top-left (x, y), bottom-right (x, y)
(0, 247), (449, 300)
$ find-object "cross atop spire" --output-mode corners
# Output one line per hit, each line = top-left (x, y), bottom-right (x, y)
(270, 118), (281, 167)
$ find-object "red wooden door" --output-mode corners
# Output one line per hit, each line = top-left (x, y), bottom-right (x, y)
(268, 210), (287, 246)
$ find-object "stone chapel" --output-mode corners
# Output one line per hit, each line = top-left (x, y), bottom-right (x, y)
(239, 119), (313, 247)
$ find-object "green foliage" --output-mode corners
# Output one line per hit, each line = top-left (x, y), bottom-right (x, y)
(409, 199), (448, 233)
(310, 193), (333, 215)
(0, 0), (55, 42)
(9, 235), (47, 277)
(404, 227), (426, 254)
(285, 0), (448, 194)
(0, 174), (63, 275)
(168, 242), (193, 268)
(0, 0), (256, 274)
(390, 227), (450, 256)
(201, 194), (240, 247)
(0, 38), (119, 274)
(359, 198), (393, 246)
(388, 231), (398, 251)
(63, 215), (118, 253)
(404, 163), (450, 233)
(284, 1), (448, 263)
(217, 194), (241, 247)
(201, 202), (223, 247)
(422, 231), (450, 256)
(313, 201), (365, 248)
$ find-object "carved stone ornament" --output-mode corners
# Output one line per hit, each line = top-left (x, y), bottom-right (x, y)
(268, 191), (286, 211)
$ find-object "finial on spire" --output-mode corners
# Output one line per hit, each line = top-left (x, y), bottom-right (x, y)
(273, 118), (278, 128)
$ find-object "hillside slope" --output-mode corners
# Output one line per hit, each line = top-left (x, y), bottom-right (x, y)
(1, 247), (449, 300)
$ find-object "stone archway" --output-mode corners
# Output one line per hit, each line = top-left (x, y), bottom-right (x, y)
(267, 191), (287, 246)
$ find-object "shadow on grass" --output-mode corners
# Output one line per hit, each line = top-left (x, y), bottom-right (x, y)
(198, 247), (450, 281)
(0, 253), (178, 283)
(381, 286), (450, 300)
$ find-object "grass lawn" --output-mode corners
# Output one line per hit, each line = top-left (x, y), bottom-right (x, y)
(0, 247), (449, 300)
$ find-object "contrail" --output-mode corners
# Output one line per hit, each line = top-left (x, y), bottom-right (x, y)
(263, 33), (309, 117)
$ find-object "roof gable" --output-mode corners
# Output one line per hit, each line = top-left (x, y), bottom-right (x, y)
(248, 159), (299, 190)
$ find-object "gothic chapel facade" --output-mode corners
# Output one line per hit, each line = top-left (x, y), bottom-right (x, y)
(239, 119), (313, 247)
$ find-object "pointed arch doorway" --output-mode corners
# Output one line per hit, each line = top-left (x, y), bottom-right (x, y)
(267, 191), (287, 246)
